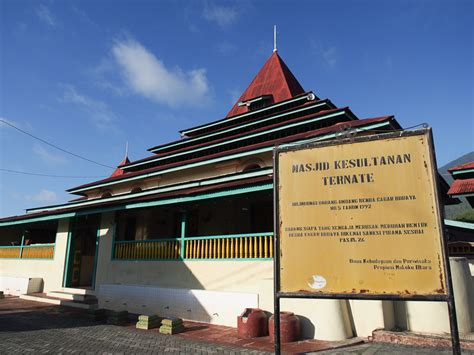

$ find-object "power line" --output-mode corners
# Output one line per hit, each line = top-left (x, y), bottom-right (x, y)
(0, 168), (106, 179)
(0, 119), (115, 169)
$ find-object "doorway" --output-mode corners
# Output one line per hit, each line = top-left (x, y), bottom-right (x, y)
(64, 214), (101, 289)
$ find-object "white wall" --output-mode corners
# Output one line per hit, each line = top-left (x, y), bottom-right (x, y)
(395, 257), (474, 335)
(95, 213), (352, 340)
(94, 213), (474, 340)
(0, 218), (70, 293)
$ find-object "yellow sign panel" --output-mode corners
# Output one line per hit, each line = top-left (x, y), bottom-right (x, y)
(277, 132), (447, 296)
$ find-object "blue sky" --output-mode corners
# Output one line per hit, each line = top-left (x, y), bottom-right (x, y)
(1, 0), (473, 217)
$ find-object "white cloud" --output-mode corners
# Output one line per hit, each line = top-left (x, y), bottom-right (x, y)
(322, 46), (338, 68)
(37, 4), (56, 27)
(27, 189), (58, 203)
(216, 41), (238, 56)
(112, 38), (211, 107)
(33, 144), (68, 165)
(311, 41), (338, 69)
(61, 85), (118, 132)
(203, 3), (239, 28)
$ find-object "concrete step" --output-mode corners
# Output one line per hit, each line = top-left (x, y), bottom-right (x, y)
(19, 293), (98, 310)
(46, 291), (88, 302)
(61, 287), (95, 296)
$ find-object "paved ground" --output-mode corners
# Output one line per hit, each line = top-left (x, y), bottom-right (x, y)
(0, 297), (471, 354)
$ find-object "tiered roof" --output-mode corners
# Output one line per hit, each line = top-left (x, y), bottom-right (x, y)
(447, 161), (474, 207)
(1, 51), (402, 223)
(66, 53), (400, 195)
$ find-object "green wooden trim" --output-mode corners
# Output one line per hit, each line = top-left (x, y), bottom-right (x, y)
(114, 238), (180, 244)
(129, 110), (344, 169)
(19, 231), (25, 258)
(33, 168), (272, 212)
(0, 245), (23, 248)
(21, 243), (55, 248)
(452, 168), (474, 175)
(444, 219), (474, 230)
(185, 232), (273, 240)
(122, 183), (273, 211)
(63, 219), (75, 287)
(180, 212), (186, 258)
(0, 212), (76, 227)
(91, 217), (101, 290)
(180, 94), (311, 136)
(111, 214), (117, 260)
(147, 101), (327, 155)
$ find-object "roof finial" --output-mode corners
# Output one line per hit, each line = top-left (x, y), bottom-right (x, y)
(125, 141), (129, 159)
(273, 25), (277, 53)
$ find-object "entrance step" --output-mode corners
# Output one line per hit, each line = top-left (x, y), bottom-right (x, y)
(61, 287), (95, 296)
(46, 291), (91, 302)
(20, 292), (98, 310)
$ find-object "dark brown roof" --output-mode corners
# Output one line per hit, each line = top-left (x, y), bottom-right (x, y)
(1, 175), (272, 224)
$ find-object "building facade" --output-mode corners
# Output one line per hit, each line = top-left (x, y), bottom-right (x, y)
(1, 52), (473, 340)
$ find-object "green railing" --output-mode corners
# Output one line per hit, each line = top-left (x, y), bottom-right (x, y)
(0, 243), (55, 259)
(113, 233), (274, 261)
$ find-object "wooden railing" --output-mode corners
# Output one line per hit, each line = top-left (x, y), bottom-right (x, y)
(185, 234), (274, 259)
(22, 244), (55, 259)
(0, 244), (55, 259)
(114, 239), (181, 260)
(113, 233), (274, 261)
(0, 247), (21, 258)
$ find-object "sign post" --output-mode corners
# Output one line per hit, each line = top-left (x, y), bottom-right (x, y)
(273, 129), (460, 354)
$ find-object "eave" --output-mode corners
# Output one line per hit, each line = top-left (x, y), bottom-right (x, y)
(178, 92), (316, 137)
(125, 106), (352, 171)
(67, 116), (398, 195)
(148, 95), (330, 154)
(0, 175), (273, 227)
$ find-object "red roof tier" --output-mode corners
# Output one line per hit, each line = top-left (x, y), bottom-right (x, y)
(226, 52), (305, 118)
(110, 156), (131, 177)
(67, 115), (398, 194)
(448, 161), (474, 173)
(447, 178), (474, 196)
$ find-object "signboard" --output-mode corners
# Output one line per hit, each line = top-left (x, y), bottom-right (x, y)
(275, 130), (448, 297)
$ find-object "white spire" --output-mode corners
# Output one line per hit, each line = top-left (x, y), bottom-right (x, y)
(273, 25), (277, 53)
(125, 141), (129, 158)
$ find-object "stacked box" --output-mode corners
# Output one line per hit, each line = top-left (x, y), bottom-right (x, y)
(159, 317), (184, 334)
(106, 310), (129, 325)
(87, 308), (106, 321)
(136, 314), (162, 330)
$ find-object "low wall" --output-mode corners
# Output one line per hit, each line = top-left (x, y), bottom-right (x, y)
(0, 277), (43, 295)
(94, 213), (474, 340)
(394, 257), (474, 335)
(0, 219), (70, 293)
(95, 213), (354, 340)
